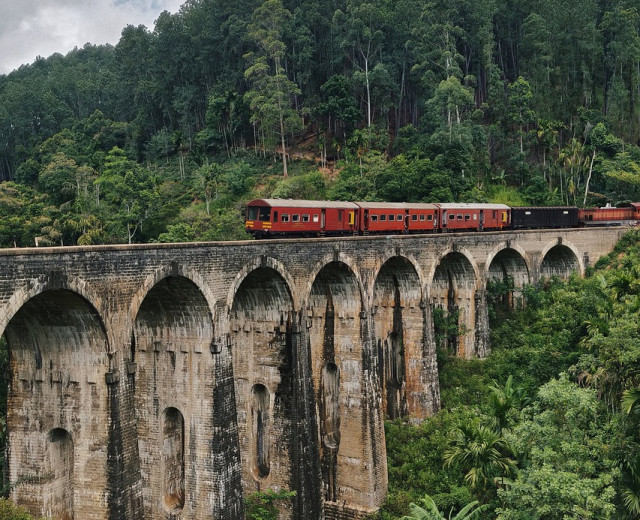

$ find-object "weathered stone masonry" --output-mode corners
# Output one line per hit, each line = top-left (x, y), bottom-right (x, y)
(0, 228), (626, 519)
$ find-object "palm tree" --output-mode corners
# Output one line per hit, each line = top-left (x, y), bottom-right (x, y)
(487, 375), (527, 432)
(399, 493), (488, 520)
(444, 421), (516, 499)
(622, 387), (640, 416)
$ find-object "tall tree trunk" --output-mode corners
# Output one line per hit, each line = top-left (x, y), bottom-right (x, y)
(583, 150), (596, 206)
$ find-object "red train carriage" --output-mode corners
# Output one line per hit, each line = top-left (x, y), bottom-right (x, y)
(579, 203), (640, 226)
(245, 199), (359, 237)
(405, 203), (439, 233)
(345, 202), (440, 234)
(435, 203), (510, 231)
(356, 202), (425, 234)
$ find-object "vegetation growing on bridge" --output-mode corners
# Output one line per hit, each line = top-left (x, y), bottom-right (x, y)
(3, 0), (640, 246)
(374, 229), (640, 519)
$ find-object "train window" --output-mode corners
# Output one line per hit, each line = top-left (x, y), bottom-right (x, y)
(313, 214), (319, 222)
(302, 214), (310, 222)
(473, 215), (477, 220)
(273, 211), (278, 221)
(457, 214), (463, 220)
(465, 214), (471, 221)
(292, 214), (300, 222)
(380, 215), (387, 221)
(493, 211), (497, 218)
(248, 207), (259, 220)
(449, 214), (455, 220)
(259, 208), (271, 221)
(389, 214), (395, 221)
(281, 214), (290, 222)
(426, 215), (431, 221)
(397, 214), (403, 220)
(371, 215), (378, 222)
(412, 214), (418, 221)
(338, 210), (343, 221)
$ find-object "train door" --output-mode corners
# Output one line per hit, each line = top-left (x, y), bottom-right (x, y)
(321, 209), (326, 232)
(404, 212), (409, 233)
(363, 209), (369, 233)
(479, 210), (484, 231)
(442, 210), (448, 229)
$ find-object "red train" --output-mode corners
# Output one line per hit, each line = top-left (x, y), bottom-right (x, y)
(245, 199), (640, 238)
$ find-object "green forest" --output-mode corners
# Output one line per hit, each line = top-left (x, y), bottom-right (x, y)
(3, 0), (640, 246)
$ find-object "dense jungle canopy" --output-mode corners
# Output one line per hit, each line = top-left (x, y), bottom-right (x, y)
(3, 0), (640, 246)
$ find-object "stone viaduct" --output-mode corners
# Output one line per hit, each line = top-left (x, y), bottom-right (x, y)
(0, 227), (627, 520)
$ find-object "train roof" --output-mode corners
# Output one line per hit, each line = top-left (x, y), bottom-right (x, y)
(247, 198), (359, 209)
(355, 202), (438, 210)
(511, 206), (578, 210)
(435, 203), (510, 210)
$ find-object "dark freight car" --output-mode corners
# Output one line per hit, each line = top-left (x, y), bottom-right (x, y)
(511, 207), (578, 229)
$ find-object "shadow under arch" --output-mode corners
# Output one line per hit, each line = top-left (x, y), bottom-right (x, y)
(227, 257), (297, 316)
(540, 241), (583, 279)
(486, 245), (531, 310)
(0, 272), (107, 342)
(129, 264), (217, 338)
(3, 287), (110, 519)
(429, 249), (480, 358)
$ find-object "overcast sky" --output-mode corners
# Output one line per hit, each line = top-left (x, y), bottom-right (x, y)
(0, 0), (185, 75)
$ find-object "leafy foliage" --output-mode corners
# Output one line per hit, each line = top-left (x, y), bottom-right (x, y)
(0, 499), (44, 520)
(245, 489), (296, 520)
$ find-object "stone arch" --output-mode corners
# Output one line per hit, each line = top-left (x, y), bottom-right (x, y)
(132, 274), (215, 519)
(540, 240), (583, 279)
(302, 252), (366, 311)
(3, 288), (110, 519)
(372, 256), (427, 419)
(486, 245), (531, 310)
(130, 264), (217, 339)
(0, 272), (107, 343)
(230, 266), (295, 505)
(367, 251), (425, 306)
(227, 257), (298, 314)
(429, 249), (480, 358)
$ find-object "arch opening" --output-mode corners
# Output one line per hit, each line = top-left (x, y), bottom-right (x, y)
(251, 384), (271, 479)
(487, 248), (530, 313)
(2, 289), (109, 518)
(540, 245), (580, 280)
(134, 275), (214, 356)
(373, 257), (421, 419)
(162, 407), (185, 514)
(431, 252), (476, 357)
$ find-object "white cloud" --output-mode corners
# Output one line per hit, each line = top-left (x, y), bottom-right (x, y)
(0, 0), (184, 75)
